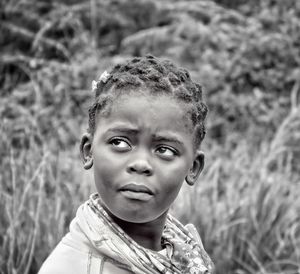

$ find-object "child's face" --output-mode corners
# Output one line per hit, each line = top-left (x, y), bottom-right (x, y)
(86, 93), (203, 223)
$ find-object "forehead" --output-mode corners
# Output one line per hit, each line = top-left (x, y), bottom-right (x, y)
(99, 93), (194, 134)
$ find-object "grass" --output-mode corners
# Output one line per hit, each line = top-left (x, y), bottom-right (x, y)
(0, 137), (93, 274)
(173, 102), (300, 273)
(1, 0), (300, 273)
(1, 105), (299, 274)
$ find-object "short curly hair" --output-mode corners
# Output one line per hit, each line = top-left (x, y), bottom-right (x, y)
(88, 55), (208, 147)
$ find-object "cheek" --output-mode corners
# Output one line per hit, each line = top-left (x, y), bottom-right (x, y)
(159, 159), (190, 181)
(163, 181), (183, 198)
(158, 179), (184, 213)
(92, 149), (118, 185)
(161, 174), (184, 194)
(94, 164), (110, 184)
(157, 161), (189, 195)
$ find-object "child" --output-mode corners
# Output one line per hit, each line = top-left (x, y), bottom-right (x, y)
(39, 55), (214, 274)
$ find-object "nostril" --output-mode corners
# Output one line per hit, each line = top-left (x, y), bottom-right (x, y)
(127, 162), (153, 176)
(144, 169), (151, 175)
(129, 166), (137, 173)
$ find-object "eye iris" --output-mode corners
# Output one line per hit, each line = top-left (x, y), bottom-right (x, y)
(111, 139), (128, 148)
(159, 147), (166, 153)
(114, 140), (121, 146)
(159, 147), (173, 155)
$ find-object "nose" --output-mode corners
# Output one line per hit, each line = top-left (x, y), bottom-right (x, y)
(126, 152), (153, 176)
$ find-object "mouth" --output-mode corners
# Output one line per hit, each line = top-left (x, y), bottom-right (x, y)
(119, 183), (154, 201)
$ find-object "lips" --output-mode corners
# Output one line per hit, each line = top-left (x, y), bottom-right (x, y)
(119, 183), (154, 201)
(119, 183), (153, 194)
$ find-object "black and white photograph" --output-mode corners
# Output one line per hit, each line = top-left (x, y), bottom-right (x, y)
(1, 0), (299, 273)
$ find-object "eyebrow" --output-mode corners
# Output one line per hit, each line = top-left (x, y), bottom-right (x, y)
(106, 126), (139, 135)
(106, 126), (185, 146)
(152, 134), (184, 146)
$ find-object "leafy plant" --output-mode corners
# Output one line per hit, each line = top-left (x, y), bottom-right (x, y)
(1, 0), (299, 273)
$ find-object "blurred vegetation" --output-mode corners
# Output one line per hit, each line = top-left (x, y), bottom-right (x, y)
(1, 0), (300, 273)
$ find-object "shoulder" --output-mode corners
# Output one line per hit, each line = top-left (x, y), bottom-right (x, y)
(38, 240), (103, 274)
(38, 240), (132, 274)
(101, 259), (133, 274)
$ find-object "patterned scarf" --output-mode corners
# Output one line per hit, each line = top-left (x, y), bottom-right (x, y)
(75, 193), (214, 274)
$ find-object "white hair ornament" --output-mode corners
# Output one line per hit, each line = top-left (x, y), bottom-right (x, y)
(91, 80), (98, 93)
(91, 70), (111, 93)
(99, 70), (110, 83)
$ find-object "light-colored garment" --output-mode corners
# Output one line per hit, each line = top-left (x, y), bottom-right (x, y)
(39, 193), (214, 274)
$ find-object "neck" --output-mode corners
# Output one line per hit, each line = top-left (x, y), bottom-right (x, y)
(105, 208), (168, 251)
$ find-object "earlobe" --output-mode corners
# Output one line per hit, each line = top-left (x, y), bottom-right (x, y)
(80, 132), (93, 170)
(185, 151), (204, 186)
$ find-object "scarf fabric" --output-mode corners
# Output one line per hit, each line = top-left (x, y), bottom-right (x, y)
(75, 193), (214, 274)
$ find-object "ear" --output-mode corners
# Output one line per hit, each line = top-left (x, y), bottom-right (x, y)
(185, 151), (204, 186)
(80, 132), (93, 170)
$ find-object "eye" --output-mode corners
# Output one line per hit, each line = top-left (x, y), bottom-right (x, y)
(109, 138), (131, 151)
(155, 146), (177, 159)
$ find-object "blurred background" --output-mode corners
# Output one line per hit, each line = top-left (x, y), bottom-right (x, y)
(1, 0), (300, 273)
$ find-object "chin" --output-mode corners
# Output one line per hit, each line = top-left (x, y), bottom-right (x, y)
(119, 207), (170, 225)
(108, 207), (163, 224)
(101, 198), (168, 224)
(116, 210), (155, 223)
